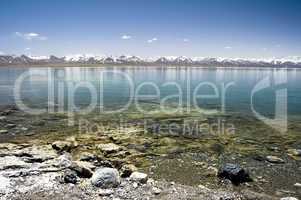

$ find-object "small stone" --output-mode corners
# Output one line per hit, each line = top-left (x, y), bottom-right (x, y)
(147, 178), (155, 185)
(52, 141), (73, 152)
(198, 184), (210, 191)
(130, 172), (148, 184)
(294, 183), (301, 188)
(133, 182), (138, 188)
(63, 170), (78, 184)
(152, 187), (161, 195)
(54, 153), (73, 168)
(288, 149), (301, 156)
(79, 152), (96, 162)
(0, 175), (11, 194)
(280, 197), (299, 200)
(266, 156), (285, 163)
(98, 189), (114, 196)
(205, 166), (218, 177)
(6, 124), (16, 128)
(218, 163), (252, 185)
(69, 161), (94, 178)
(91, 168), (120, 188)
(0, 129), (8, 134)
(120, 164), (137, 178)
(97, 143), (121, 154)
(20, 127), (28, 131)
(0, 116), (6, 121)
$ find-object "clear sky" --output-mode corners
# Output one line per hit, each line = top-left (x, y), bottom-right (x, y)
(0, 0), (301, 58)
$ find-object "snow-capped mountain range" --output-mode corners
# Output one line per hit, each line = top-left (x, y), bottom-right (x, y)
(1, 54), (301, 67)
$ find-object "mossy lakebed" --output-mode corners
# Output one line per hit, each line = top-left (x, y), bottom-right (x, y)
(0, 104), (300, 198)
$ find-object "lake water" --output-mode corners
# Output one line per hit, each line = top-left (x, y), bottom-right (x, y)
(0, 66), (300, 120)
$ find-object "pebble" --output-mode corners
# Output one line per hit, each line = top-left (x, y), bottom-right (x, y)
(52, 141), (73, 152)
(0, 116), (6, 121)
(97, 143), (121, 154)
(0, 129), (8, 134)
(130, 172), (148, 184)
(266, 156), (285, 163)
(133, 182), (138, 188)
(288, 149), (301, 156)
(294, 183), (301, 188)
(98, 189), (114, 196)
(152, 187), (162, 195)
(280, 197), (299, 200)
(120, 164), (137, 178)
(63, 170), (78, 184)
(6, 124), (16, 128)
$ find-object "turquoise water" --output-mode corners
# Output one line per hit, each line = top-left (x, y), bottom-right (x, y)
(0, 66), (300, 120)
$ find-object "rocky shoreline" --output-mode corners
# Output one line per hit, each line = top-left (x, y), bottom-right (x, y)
(0, 141), (287, 200)
(0, 106), (300, 199)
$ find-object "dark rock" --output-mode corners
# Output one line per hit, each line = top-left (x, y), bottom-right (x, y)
(79, 152), (96, 162)
(218, 163), (252, 185)
(63, 170), (78, 184)
(69, 161), (93, 178)
(52, 141), (72, 152)
(120, 164), (137, 178)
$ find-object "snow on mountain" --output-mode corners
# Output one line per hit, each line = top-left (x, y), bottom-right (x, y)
(28, 55), (50, 60)
(0, 54), (301, 67)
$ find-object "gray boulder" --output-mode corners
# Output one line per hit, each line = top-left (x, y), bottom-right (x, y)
(91, 168), (120, 188)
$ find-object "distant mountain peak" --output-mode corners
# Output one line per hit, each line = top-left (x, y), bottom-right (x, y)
(0, 54), (301, 67)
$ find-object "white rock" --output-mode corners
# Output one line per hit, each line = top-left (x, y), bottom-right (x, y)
(98, 189), (114, 196)
(0, 130), (8, 134)
(130, 172), (148, 184)
(0, 175), (11, 194)
(152, 187), (162, 195)
(294, 183), (301, 187)
(266, 156), (285, 163)
(97, 143), (121, 154)
(280, 197), (299, 200)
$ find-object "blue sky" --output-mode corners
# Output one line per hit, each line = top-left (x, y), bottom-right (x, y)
(0, 0), (301, 58)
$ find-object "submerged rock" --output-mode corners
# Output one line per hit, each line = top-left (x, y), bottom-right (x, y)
(79, 152), (97, 162)
(97, 143), (122, 154)
(130, 172), (148, 184)
(218, 163), (252, 185)
(266, 156), (285, 163)
(52, 141), (73, 152)
(91, 168), (120, 188)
